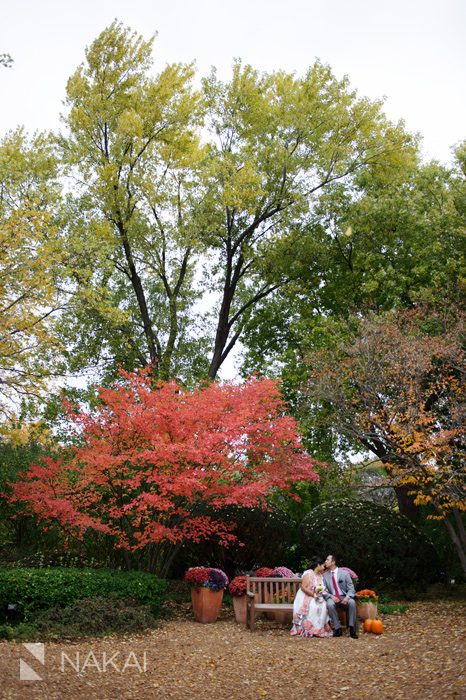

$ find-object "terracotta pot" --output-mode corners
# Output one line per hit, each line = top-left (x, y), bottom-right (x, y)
(232, 595), (247, 624)
(191, 587), (224, 623)
(357, 602), (378, 620)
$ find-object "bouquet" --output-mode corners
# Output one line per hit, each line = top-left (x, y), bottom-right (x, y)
(356, 589), (378, 603)
(228, 575), (247, 597)
(314, 583), (326, 600)
(184, 567), (229, 591)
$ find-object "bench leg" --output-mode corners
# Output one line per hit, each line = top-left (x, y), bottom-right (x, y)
(246, 598), (256, 631)
(249, 606), (256, 631)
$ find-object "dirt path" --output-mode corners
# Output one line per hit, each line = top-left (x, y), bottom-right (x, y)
(0, 600), (465, 699)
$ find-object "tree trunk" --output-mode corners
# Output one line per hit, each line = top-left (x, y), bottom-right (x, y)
(159, 541), (183, 578)
(393, 484), (420, 521)
(117, 222), (160, 369)
(441, 514), (466, 577)
(452, 508), (466, 551)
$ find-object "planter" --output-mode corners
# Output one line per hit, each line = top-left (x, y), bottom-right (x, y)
(191, 587), (224, 623)
(357, 602), (378, 620)
(232, 595), (247, 624)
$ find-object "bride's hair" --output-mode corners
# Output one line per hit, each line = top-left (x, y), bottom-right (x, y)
(309, 555), (324, 570)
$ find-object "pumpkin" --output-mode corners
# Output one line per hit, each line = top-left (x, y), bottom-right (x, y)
(363, 619), (373, 633)
(371, 619), (384, 634)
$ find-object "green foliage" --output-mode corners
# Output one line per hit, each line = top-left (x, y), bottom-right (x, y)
(0, 440), (58, 559)
(299, 499), (439, 590)
(12, 549), (104, 570)
(0, 567), (167, 620)
(0, 129), (63, 415)
(54, 22), (417, 385)
(0, 595), (158, 641)
(269, 465), (359, 569)
(378, 602), (409, 614)
(173, 505), (293, 577)
(240, 158), (465, 436)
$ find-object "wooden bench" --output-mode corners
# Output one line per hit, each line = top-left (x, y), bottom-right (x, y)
(246, 576), (301, 631)
(246, 575), (360, 634)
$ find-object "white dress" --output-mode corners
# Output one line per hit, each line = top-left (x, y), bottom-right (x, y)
(290, 569), (333, 637)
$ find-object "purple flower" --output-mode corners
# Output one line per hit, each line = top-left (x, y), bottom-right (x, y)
(271, 566), (296, 578)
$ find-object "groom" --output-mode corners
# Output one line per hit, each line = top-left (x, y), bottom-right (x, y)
(323, 554), (358, 639)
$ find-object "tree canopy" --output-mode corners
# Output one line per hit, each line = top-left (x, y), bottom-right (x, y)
(8, 373), (319, 574)
(0, 129), (63, 422)
(53, 21), (417, 385)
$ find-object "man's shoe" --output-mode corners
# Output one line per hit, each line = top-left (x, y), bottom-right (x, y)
(349, 627), (358, 639)
(333, 628), (342, 637)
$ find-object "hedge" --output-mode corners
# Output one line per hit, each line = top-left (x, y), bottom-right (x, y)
(299, 499), (439, 590)
(0, 567), (167, 621)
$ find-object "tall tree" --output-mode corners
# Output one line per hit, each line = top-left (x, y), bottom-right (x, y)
(9, 373), (320, 575)
(58, 23), (416, 384)
(241, 153), (465, 377)
(304, 307), (466, 573)
(199, 62), (416, 378)
(58, 21), (205, 382)
(238, 152), (465, 460)
(0, 129), (63, 422)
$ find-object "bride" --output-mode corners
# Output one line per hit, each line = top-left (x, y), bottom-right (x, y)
(290, 556), (333, 637)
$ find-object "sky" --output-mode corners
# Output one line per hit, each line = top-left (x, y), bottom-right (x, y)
(1, 0), (465, 166)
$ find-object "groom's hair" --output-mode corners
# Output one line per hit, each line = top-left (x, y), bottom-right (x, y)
(328, 554), (338, 565)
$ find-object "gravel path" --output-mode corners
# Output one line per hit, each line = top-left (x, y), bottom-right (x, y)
(0, 600), (465, 699)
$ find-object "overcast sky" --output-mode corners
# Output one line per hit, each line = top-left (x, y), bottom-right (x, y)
(1, 0), (465, 165)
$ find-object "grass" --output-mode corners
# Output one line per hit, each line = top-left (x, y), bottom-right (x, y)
(378, 602), (409, 614)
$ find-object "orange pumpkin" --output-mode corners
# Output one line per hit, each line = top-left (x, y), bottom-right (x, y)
(371, 619), (383, 634)
(363, 619), (373, 633)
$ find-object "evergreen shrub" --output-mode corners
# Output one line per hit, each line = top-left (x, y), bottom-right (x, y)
(0, 567), (167, 621)
(299, 499), (439, 590)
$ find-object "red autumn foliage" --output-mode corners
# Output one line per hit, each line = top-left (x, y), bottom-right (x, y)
(9, 372), (319, 557)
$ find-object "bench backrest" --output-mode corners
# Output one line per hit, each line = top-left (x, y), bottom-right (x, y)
(246, 576), (302, 603)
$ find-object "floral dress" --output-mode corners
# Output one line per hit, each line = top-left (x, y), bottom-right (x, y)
(290, 569), (333, 637)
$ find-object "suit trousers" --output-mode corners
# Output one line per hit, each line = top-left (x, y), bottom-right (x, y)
(327, 597), (356, 629)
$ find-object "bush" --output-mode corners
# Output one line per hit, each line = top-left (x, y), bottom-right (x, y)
(13, 549), (105, 569)
(37, 596), (157, 638)
(0, 567), (167, 621)
(299, 499), (439, 591)
(0, 595), (158, 641)
(172, 504), (293, 578)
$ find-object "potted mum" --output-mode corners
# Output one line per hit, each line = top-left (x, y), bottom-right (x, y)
(228, 575), (248, 623)
(184, 567), (229, 623)
(356, 589), (378, 620)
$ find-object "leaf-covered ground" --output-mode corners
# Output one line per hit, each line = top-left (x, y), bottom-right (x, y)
(0, 600), (464, 699)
